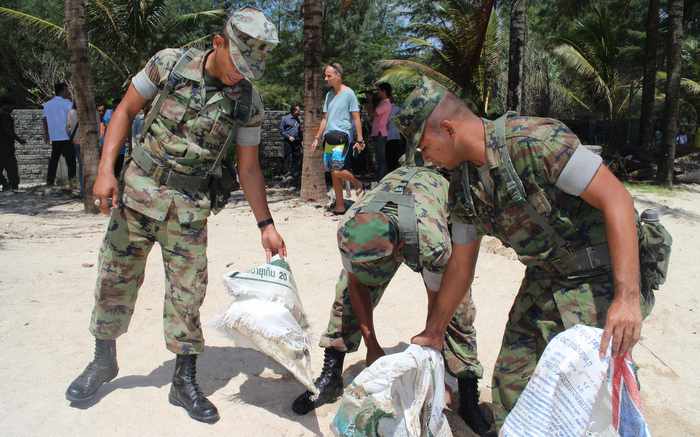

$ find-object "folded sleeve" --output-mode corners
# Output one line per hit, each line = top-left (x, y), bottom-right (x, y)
(236, 87), (264, 147)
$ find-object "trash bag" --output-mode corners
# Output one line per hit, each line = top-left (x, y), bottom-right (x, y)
(214, 256), (318, 395)
(331, 344), (453, 437)
(500, 324), (651, 437)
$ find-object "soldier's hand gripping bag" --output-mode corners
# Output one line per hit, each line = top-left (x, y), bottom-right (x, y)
(212, 256), (318, 395)
(639, 209), (672, 294)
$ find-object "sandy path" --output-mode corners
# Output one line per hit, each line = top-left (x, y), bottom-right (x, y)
(0, 186), (698, 437)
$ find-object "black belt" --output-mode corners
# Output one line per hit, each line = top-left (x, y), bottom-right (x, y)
(131, 146), (208, 192)
(527, 243), (612, 280)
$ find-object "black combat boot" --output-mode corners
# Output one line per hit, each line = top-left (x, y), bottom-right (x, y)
(458, 377), (493, 436)
(292, 348), (345, 415)
(168, 354), (219, 424)
(65, 338), (119, 402)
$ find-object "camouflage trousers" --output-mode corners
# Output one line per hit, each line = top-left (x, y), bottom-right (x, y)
(319, 269), (483, 379)
(89, 205), (208, 355)
(491, 270), (655, 427)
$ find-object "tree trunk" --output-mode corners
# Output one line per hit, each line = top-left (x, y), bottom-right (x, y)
(507, 0), (527, 112)
(639, 0), (660, 162)
(300, 0), (326, 202)
(657, 0), (684, 186)
(65, 0), (100, 212)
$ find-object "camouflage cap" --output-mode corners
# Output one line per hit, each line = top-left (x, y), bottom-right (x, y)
(393, 76), (447, 164)
(225, 7), (279, 81)
(337, 212), (401, 286)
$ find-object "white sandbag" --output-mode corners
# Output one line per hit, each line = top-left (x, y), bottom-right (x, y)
(500, 324), (651, 437)
(331, 344), (453, 437)
(214, 256), (318, 395)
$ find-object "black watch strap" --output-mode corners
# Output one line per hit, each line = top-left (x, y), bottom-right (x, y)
(257, 218), (274, 229)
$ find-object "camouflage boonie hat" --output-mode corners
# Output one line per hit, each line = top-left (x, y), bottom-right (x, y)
(394, 76), (447, 163)
(338, 212), (401, 286)
(225, 7), (279, 81)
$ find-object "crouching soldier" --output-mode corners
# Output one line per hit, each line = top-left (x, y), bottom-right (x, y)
(65, 7), (287, 424)
(399, 77), (671, 433)
(292, 166), (491, 434)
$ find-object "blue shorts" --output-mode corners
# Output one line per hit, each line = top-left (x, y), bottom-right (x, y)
(323, 131), (351, 172)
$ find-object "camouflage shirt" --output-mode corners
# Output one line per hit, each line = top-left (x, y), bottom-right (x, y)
(125, 47), (264, 223)
(450, 115), (608, 270)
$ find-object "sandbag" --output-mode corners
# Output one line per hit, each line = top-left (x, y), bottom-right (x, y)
(332, 344), (453, 437)
(214, 256), (317, 395)
(500, 324), (651, 437)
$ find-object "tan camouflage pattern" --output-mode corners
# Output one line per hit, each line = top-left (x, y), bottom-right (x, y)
(225, 7), (279, 81)
(321, 166), (483, 379)
(393, 76), (447, 165)
(90, 205), (208, 355)
(124, 47), (264, 223)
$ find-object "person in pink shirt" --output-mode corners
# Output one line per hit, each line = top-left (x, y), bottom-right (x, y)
(371, 82), (393, 180)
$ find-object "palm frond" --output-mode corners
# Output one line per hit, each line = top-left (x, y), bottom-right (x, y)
(377, 59), (461, 93)
(172, 9), (227, 27)
(0, 6), (126, 75)
(656, 71), (700, 96)
(0, 7), (65, 39)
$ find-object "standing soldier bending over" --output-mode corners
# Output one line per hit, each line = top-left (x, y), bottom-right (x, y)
(292, 166), (491, 435)
(65, 7), (286, 424)
(398, 77), (670, 433)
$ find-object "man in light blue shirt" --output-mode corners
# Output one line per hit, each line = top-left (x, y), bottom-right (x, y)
(42, 82), (76, 186)
(310, 63), (365, 214)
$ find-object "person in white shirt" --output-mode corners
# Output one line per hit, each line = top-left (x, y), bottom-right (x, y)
(43, 82), (75, 186)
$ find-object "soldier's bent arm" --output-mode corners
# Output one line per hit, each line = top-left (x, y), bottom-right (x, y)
(413, 237), (481, 350)
(580, 165), (642, 357)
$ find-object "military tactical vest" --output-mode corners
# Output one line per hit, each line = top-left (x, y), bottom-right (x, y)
(453, 113), (612, 276)
(131, 48), (255, 194)
(359, 166), (431, 271)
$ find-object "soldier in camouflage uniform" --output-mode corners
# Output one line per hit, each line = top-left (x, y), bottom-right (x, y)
(291, 166), (490, 433)
(396, 77), (657, 434)
(65, 8), (286, 424)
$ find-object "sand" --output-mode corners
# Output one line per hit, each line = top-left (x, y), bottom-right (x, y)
(0, 185), (698, 436)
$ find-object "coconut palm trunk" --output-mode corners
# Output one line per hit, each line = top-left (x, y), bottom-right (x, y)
(300, 0), (326, 202)
(639, 0), (660, 162)
(657, 0), (684, 186)
(65, 0), (100, 212)
(507, 0), (527, 112)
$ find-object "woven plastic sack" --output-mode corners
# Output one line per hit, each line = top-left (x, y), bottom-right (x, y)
(500, 324), (651, 437)
(331, 344), (453, 437)
(214, 256), (317, 395)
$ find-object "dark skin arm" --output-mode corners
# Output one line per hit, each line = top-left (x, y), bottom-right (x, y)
(237, 145), (287, 261)
(580, 164), (642, 358)
(412, 238), (482, 349)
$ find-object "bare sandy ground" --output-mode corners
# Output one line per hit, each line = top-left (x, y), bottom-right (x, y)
(0, 185), (698, 437)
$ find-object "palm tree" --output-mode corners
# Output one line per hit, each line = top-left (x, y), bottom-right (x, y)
(64, 0), (100, 212)
(0, 2), (224, 87)
(378, 0), (498, 114)
(300, 0), (326, 202)
(507, 0), (527, 112)
(658, 0), (685, 186)
(549, 4), (640, 120)
(639, 0), (660, 162)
